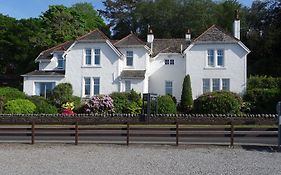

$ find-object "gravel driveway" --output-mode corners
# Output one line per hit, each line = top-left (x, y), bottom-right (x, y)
(0, 144), (280, 175)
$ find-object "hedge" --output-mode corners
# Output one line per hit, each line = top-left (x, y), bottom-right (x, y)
(4, 99), (36, 114)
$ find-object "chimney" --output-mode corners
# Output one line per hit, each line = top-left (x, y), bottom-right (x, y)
(185, 29), (191, 41)
(233, 10), (240, 40)
(147, 25), (154, 43)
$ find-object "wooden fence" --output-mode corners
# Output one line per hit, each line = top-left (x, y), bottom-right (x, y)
(0, 114), (278, 146)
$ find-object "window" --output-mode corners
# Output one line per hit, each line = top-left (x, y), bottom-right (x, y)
(126, 51), (133, 66)
(35, 82), (55, 98)
(212, 78), (220, 91)
(170, 59), (174, 65)
(125, 80), (131, 92)
(207, 50), (215, 67)
(94, 49), (100, 65)
(85, 48), (92, 65)
(222, 79), (230, 91)
(203, 79), (210, 93)
(57, 54), (64, 69)
(164, 59), (174, 65)
(217, 49), (224, 66)
(93, 78), (100, 95)
(84, 78), (91, 96)
(165, 81), (173, 95)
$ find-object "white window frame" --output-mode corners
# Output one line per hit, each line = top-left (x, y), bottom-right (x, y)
(217, 49), (224, 67)
(126, 51), (133, 67)
(165, 81), (173, 95)
(206, 49), (225, 68)
(125, 80), (131, 92)
(94, 48), (101, 66)
(84, 77), (91, 97)
(222, 78), (230, 91)
(57, 53), (64, 69)
(34, 82), (56, 98)
(207, 49), (215, 67)
(202, 78), (230, 93)
(85, 48), (92, 65)
(202, 79), (210, 93)
(93, 77), (100, 95)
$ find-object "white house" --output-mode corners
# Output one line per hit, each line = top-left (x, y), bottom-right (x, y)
(22, 16), (250, 102)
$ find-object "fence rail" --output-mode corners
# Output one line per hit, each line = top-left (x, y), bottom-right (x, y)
(0, 114), (278, 146)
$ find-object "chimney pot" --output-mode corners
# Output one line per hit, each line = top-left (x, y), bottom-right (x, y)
(185, 29), (191, 41)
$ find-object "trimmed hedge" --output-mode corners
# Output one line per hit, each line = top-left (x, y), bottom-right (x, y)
(4, 99), (36, 114)
(28, 96), (58, 114)
(244, 88), (281, 114)
(247, 76), (281, 90)
(179, 75), (193, 113)
(194, 91), (243, 114)
(0, 87), (27, 103)
(157, 95), (177, 114)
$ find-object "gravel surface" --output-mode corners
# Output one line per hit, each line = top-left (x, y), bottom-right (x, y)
(0, 144), (280, 175)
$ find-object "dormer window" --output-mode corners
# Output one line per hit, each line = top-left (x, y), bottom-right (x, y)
(126, 51), (133, 66)
(57, 53), (64, 69)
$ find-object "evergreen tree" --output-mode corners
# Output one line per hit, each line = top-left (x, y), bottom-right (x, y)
(180, 75), (193, 113)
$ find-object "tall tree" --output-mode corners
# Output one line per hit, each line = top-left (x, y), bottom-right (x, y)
(180, 75), (193, 113)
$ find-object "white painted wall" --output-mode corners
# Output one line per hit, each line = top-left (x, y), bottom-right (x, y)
(185, 43), (248, 99)
(148, 54), (186, 102)
(23, 76), (65, 95)
(118, 47), (149, 70)
(65, 42), (120, 97)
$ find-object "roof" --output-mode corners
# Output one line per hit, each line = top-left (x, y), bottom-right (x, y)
(22, 70), (65, 77)
(151, 39), (190, 57)
(36, 29), (109, 61)
(114, 33), (146, 47)
(193, 25), (238, 43)
(120, 70), (146, 79)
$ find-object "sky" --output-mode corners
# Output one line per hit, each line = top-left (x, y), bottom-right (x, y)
(0, 0), (254, 20)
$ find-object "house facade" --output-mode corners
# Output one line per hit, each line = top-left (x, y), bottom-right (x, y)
(22, 17), (250, 102)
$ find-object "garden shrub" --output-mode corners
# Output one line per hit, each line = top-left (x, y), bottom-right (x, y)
(110, 89), (142, 114)
(47, 83), (73, 107)
(84, 95), (114, 114)
(0, 96), (4, 114)
(193, 91), (243, 114)
(157, 95), (177, 114)
(28, 96), (58, 114)
(71, 96), (83, 113)
(4, 99), (36, 114)
(179, 75), (193, 113)
(247, 76), (281, 90)
(244, 88), (281, 114)
(0, 87), (27, 103)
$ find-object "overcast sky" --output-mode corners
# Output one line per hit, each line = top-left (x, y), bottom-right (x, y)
(0, 0), (254, 20)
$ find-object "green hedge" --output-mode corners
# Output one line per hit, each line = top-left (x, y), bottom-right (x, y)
(194, 91), (243, 114)
(247, 76), (281, 90)
(4, 99), (36, 114)
(28, 96), (58, 114)
(244, 88), (281, 114)
(157, 95), (177, 114)
(0, 87), (27, 103)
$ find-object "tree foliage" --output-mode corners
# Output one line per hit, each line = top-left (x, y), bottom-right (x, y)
(179, 75), (193, 113)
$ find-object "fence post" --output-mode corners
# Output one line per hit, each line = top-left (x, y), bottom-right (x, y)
(176, 122), (179, 146)
(31, 121), (35, 144)
(230, 121), (234, 147)
(75, 121), (78, 145)
(126, 122), (130, 146)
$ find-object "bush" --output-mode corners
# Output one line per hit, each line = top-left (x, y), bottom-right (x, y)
(179, 75), (193, 113)
(47, 83), (73, 108)
(157, 95), (177, 114)
(28, 96), (58, 114)
(84, 95), (114, 114)
(0, 87), (27, 103)
(110, 90), (142, 114)
(4, 99), (36, 114)
(71, 96), (83, 113)
(0, 96), (4, 114)
(193, 91), (243, 114)
(244, 88), (281, 114)
(247, 76), (281, 90)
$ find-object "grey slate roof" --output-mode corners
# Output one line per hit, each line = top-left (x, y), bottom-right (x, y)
(193, 25), (238, 43)
(22, 70), (65, 76)
(150, 39), (190, 57)
(36, 29), (109, 61)
(114, 33), (146, 47)
(120, 70), (146, 79)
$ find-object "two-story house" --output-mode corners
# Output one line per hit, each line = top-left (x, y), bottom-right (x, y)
(22, 15), (250, 102)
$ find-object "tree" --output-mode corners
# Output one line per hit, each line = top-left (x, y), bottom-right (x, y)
(179, 75), (193, 113)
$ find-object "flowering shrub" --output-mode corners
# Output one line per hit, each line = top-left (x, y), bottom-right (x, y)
(62, 102), (75, 115)
(84, 95), (114, 114)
